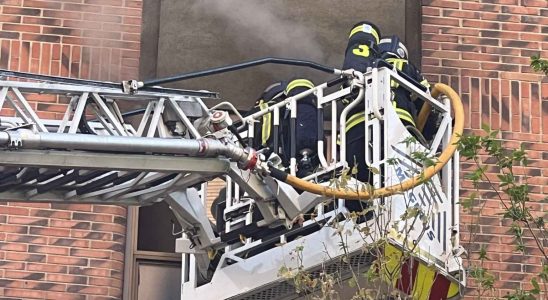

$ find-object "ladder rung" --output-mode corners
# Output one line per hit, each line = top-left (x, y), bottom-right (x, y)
(76, 172), (118, 195)
(36, 170), (79, 194)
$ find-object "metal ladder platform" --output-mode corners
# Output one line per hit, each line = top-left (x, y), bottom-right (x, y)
(0, 70), (225, 206)
(0, 67), (466, 300)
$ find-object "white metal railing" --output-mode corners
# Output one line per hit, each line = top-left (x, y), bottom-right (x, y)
(206, 66), (462, 299)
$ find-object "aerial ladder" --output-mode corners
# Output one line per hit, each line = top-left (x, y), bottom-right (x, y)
(0, 57), (464, 300)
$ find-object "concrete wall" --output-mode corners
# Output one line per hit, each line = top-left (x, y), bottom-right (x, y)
(141, 0), (421, 109)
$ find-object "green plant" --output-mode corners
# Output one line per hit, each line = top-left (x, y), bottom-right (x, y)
(530, 55), (548, 76)
(457, 125), (547, 299)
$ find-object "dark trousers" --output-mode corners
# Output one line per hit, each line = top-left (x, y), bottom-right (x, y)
(344, 122), (372, 214)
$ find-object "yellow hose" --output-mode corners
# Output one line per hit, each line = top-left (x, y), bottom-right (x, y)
(283, 83), (464, 200)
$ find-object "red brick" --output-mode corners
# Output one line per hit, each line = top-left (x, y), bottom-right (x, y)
(481, 12), (521, 23)
(501, 22), (540, 33)
(501, 39), (539, 48)
(463, 19), (500, 30)
(48, 238), (89, 248)
(0, 15), (22, 23)
(8, 216), (49, 226)
(29, 209), (71, 219)
(45, 291), (86, 300)
(5, 251), (46, 263)
(70, 248), (111, 259)
(62, 19), (102, 30)
(5, 288), (47, 299)
(2, 23), (40, 33)
(0, 224), (29, 234)
(501, 55), (531, 65)
(442, 27), (480, 36)
(3, 6), (41, 16)
(461, 69), (499, 79)
(422, 6), (441, 16)
(462, 52), (499, 62)
(0, 242), (28, 252)
(89, 276), (119, 287)
(43, 9), (82, 20)
(0, 205), (30, 215)
(520, 32), (547, 42)
(24, 0), (62, 9)
(92, 205), (125, 215)
(83, 12), (122, 23)
(481, 30), (519, 40)
(71, 229), (112, 241)
(27, 262), (68, 273)
(423, 16), (460, 26)
(462, 36), (499, 46)
(501, 72), (543, 82)
(124, 0), (141, 9)
(0, 261), (25, 270)
(443, 9), (480, 19)
(522, 0), (547, 6)
(29, 227), (70, 237)
(63, 3), (102, 13)
(0, 0), (22, 6)
(85, 0), (123, 5)
(51, 203), (92, 212)
(47, 255), (88, 266)
(69, 266), (110, 277)
(502, 5), (540, 15)
(29, 245), (69, 256)
(481, 62), (520, 72)
(463, 2), (501, 12)
(67, 285), (109, 295)
(442, 59), (481, 69)
(483, 46), (520, 56)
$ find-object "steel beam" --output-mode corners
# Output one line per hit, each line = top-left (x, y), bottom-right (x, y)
(0, 150), (230, 173)
(0, 189), (143, 205)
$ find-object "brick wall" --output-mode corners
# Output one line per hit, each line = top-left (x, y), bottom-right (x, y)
(0, 0), (142, 299)
(421, 0), (547, 298)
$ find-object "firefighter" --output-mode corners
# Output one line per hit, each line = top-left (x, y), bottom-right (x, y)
(282, 78), (319, 178)
(342, 21), (382, 184)
(342, 21), (382, 73)
(378, 35), (436, 140)
(246, 81), (287, 151)
(247, 78), (319, 178)
(378, 35), (420, 129)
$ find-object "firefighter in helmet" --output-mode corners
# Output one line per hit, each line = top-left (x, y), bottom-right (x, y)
(342, 21), (382, 184)
(378, 35), (420, 128)
(247, 78), (319, 178)
(378, 35), (435, 141)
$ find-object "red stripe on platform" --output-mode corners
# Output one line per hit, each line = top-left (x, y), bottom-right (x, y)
(428, 274), (451, 300)
(397, 258), (418, 295)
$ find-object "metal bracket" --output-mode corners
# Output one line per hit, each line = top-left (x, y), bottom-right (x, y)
(121, 80), (143, 94)
(6, 130), (22, 149)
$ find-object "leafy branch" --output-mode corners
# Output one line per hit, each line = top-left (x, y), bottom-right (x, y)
(457, 125), (548, 299)
(530, 55), (548, 76)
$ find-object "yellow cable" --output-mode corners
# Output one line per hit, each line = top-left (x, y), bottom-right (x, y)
(282, 83), (464, 200)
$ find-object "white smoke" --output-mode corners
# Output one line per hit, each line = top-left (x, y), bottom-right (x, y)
(190, 0), (326, 63)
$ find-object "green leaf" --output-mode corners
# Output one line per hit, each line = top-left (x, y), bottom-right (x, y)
(531, 278), (540, 295)
(481, 123), (491, 133)
(348, 277), (357, 288)
(478, 245), (489, 261)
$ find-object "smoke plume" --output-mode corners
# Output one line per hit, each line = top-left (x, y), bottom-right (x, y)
(190, 0), (326, 63)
